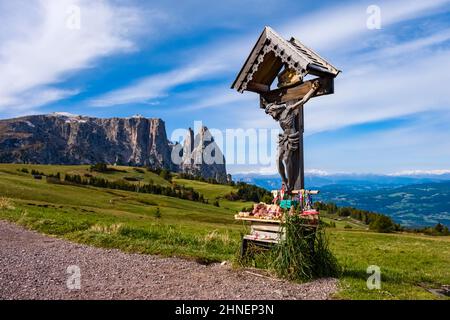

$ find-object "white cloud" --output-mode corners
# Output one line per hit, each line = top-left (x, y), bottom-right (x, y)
(305, 48), (450, 134)
(89, 63), (225, 107)
(231, 166), (278, 176)
(5, 88), (81, 114)
(305, 169), (330, 176)
(0, 0), (147, 113)
(389, 169), (450, 176)
(281, 0), (450, 52)
(358, 28), (450, 61)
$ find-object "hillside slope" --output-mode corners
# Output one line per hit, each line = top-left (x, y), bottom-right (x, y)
(0, 164), (448, 299)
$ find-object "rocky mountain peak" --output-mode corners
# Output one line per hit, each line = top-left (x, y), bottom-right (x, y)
(0, 114), (227, 180)
(180, 126), (227, 183)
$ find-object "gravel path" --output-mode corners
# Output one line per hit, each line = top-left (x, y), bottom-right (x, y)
(0, 220), (337, 300)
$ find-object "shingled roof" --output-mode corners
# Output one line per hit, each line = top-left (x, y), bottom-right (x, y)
(231, 26), (340, 93)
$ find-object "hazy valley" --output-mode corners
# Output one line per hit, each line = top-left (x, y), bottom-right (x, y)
(234, 173), (450, 227)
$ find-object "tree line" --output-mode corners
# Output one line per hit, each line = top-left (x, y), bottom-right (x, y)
(177, 172), (234, 186)
(46, 173), (206, 203)
(313, 201), (401, 233)
(409, 223), (449, 236)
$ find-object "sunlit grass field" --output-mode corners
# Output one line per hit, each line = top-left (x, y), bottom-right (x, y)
(0, 164), (448, 299)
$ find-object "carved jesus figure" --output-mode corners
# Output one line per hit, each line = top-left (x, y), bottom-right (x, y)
(261, 81), (319, 192)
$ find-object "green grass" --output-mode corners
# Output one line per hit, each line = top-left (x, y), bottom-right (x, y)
(0, 163), (448, 299)
(0, 163), (172, 186)
(173, 177), (254, 211)
(330, 231), (450, 299)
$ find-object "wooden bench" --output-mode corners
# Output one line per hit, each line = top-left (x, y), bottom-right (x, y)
(235, 216), (282, 256)
(235, 215), (318, 257)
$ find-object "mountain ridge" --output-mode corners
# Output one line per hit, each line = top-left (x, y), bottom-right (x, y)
(0, 113), (227, 182)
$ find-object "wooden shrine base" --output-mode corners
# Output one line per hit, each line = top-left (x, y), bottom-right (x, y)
(236, 215), (317, 257)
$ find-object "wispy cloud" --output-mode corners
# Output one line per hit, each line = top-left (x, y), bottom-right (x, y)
(3, 88), (81, 115)
(390, 169), (450, 176)
(305, 47), (450, 134)
(358, 28), (450, 61)
(282, 0), (450, 52)
(89, 63), (225, 107)
(0, 0), (147, 113)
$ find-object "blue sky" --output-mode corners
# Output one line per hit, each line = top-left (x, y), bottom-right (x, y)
(0, 0), (450, 175)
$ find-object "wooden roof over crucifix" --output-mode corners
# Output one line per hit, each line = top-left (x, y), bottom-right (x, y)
(231, 26), (340, 94)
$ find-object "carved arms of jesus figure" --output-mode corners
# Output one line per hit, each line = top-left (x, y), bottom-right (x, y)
(287, 80), (320, 113)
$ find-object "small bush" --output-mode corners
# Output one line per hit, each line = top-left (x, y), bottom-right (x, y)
(369, 215), (395, 233)
(213, 200), (220, 207)
(269, 215), (341, 281)
(90, 163), (108, 172)
(153, 207), (162, 219)
(31, 169), (45, 176)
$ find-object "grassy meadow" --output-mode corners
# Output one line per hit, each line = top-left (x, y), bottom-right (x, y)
(0, 163), (448, 299)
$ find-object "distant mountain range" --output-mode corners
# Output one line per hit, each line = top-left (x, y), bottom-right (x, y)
(233, 172), (450, 227)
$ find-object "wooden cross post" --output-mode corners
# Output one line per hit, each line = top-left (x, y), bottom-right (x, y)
(295, 102), (305, 190)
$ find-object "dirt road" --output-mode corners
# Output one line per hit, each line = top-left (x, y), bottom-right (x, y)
(0, 220), (337, 299)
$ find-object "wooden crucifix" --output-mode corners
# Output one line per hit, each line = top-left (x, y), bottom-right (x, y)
(231, 27), (340, 193)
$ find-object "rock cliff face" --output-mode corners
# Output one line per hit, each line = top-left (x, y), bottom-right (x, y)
(0, 113), (227, 180)
(180, 126), (227, 183)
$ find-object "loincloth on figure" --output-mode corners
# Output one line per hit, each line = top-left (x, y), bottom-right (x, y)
(278, 131), (300, 152)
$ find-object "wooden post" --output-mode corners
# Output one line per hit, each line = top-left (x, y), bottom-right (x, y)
(294, 104), (305, 190)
